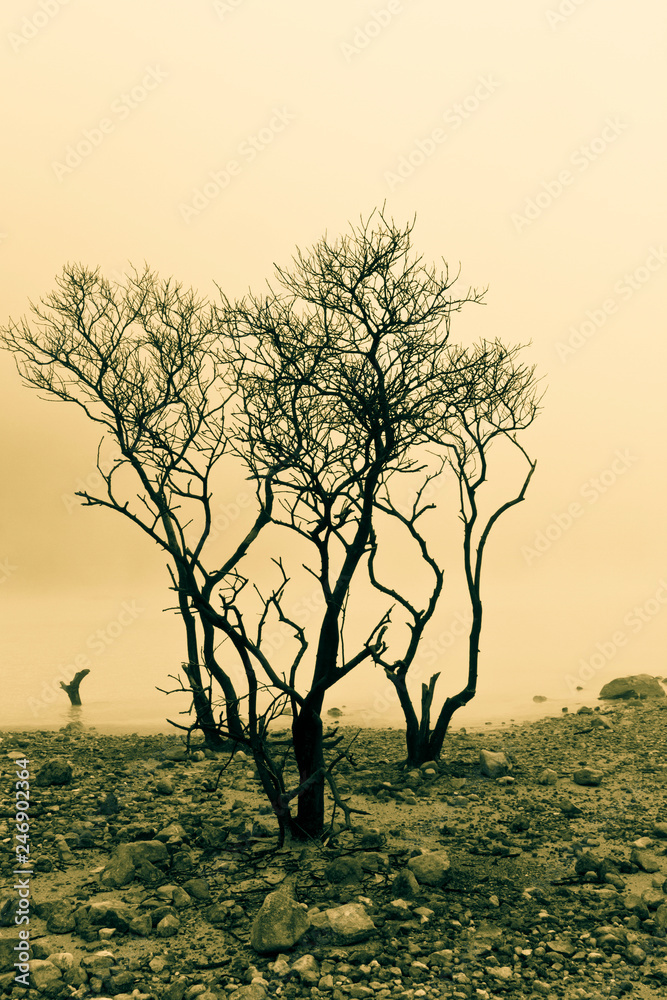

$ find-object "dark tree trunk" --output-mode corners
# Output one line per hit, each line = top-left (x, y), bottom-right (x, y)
(60, 669), (90, 706)
(178, 589), (228, 749)
(202, 617), (245, 743)
(390, 598), (482, 766)
(291, 699), (325, 840)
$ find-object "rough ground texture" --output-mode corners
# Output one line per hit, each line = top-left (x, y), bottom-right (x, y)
(2, 700), (667, 999)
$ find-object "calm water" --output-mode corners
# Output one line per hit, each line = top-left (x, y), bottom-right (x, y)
(0, 589), (640, 736)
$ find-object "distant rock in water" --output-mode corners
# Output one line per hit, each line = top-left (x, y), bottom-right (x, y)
(533, 695), (547, 703)
(599, 674), (666, 700)
(327, 707), (343, 718)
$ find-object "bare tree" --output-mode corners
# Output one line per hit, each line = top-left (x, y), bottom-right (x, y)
(371, 340), (540, 764)
(1, 264), (253, 748)
(224, 210), (486, 837)
(2, 213), (540, 843)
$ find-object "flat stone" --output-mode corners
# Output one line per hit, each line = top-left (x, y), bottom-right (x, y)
(324, 902), (376, 942)
(573, 768), (604, 786)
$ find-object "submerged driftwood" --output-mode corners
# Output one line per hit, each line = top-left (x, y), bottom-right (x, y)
(60, 669), (91, 706)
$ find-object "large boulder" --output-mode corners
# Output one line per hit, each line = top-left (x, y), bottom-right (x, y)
(251, 889), (309, 953)
(599, 674), (665, 700)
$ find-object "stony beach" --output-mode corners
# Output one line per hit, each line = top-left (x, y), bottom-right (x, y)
(2, 696), (667, 1000)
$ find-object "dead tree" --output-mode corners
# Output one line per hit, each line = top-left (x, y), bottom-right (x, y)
(1, 265), (254, 748)
(224, 209), (485, 837)
(60, 669), (90, 706)
(371, 340), (541, 764)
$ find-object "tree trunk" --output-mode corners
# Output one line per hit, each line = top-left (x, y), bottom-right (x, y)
(419, 598), (482, 761)
(389, 596), (483, 765)
(291, 699), (325, 840)
(176, 587), (227, 749)
(202, 617), (245, 743)
(60, 669), (90, 706)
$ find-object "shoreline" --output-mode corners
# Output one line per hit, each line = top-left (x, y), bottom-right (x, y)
(0, 695), (595, 740)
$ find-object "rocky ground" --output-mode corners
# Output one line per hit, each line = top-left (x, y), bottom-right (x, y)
(2, 699), (667, 1000)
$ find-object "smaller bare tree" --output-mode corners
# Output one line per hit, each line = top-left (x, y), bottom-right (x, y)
(370, 339), (541, 764)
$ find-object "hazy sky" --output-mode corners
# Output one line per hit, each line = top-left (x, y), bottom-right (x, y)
(1, 0), (666, 727)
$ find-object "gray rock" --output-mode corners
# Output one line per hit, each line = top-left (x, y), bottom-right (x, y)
(655, 902), (667, 931)
(0, 931), (23, 973)
(392, 868), (420, 899)
(558, 797), (583, 817)
(630, 847), (661, 873)
(156, 914), (180, 937)
(27, 960), (62, 992)
(229, 985), (267, 1000)
(250, 889), (309, 953)
(98, 791), (120, 815)
(626, 944), (647, 965)
(128, 840), (169, 865)
(54, 834), (75, 863)
(599, 674), (665, 700)
(86, 900), (136, 932)
(156, 822), (188, 844)
(182, 878), (212, 901)
(100, 844), (136, 888)
(0, 899), (14, 928)
(291, 954), (320, 983)
(479, 750), (511, 779)
(136, 859), (164, 886)
(325, 856), (363, 884)
(653, 822), (667, 838)
(324, 902), (375, 942)
(35, 758), (72, 787)
(155, 777), (174, 795)
(407, 851), (451, 886)
(327, 707), (343, 718)
(100, 839), (169, 888)
(129, 913), (152, 936)
(46, 901), (76, 934)
(573, 768), (604, 786)
(533, 695), (547, 703)
(537, 768), (558, 785)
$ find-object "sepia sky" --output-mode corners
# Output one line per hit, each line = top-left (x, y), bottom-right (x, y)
(1, 0), (666, 729)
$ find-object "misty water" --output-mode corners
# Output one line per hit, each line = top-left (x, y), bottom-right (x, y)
(1, 587), (616, 737)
